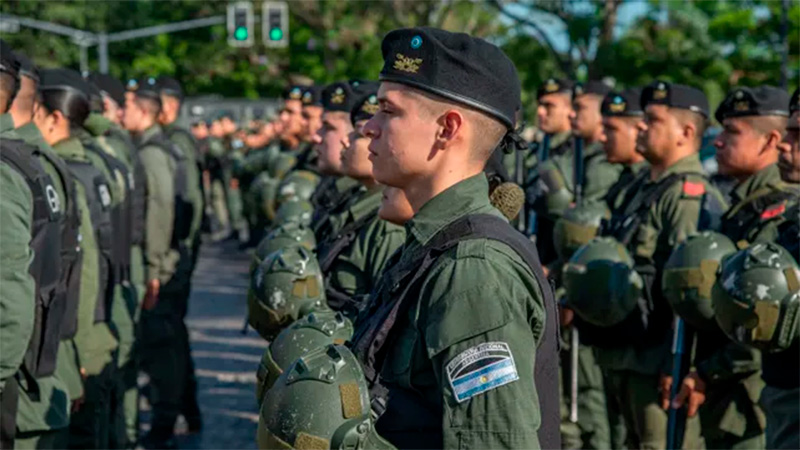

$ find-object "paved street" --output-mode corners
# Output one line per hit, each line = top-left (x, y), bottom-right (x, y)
(142, 239), (266, 449)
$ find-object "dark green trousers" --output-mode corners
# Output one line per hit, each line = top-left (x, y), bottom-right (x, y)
(68, 362), (115, 449)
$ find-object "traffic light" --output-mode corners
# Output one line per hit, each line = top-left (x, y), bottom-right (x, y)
(228, 1), (254, 47)
(262, 1), (288, 48)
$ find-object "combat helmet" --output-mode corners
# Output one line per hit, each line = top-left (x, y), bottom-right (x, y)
(276, 170), (320, 207)
(255, 310), (353, 405)
(553, 201), (610, 261)
(662, 231), (737, 330)
(250, 222), (317, 277)
(274, 199), (314, 227)
(249, 172), (281, 224)
(562, 237), (644, 327)
(712, 243), (800, 352)
(247, 245), (329, 340)
(258, 344), (395, 450)
(533, 157), (573, 219)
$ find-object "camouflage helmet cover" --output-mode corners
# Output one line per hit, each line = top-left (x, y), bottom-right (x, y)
(553, 201), (611, 261)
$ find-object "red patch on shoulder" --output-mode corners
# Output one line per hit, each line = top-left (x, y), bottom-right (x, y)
(761, 203), (786, 220)
(682, 180), (705, 196)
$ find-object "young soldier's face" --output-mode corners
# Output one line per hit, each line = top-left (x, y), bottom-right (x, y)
(778, 112), (800, 183)
(342, 119), (374, 180)
(602, 116), (640, 164)
(537, 92), (572, 134)
(315, 111), (350, 175)
(715, 118), (771, 178)
(280, 99), (304, 139)
(638, 104), (682, 164)
(301, 105), (324, 143)
(363, 82), (440, 188)
(121, 95), (145, 132)
(570, 94), (603, 140)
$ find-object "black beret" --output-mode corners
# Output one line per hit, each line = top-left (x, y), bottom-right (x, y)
(715, 86), (790, 123)
(573, 80), (611, 98)
(87, 72), (126, 107)
(321, 81), (360, 112)
(641, 80), (709, 118)
(791, 88), (799, 116)
(39, 68), (91, 102)
(14, 52), (38, 83)
(0, 39), (20, 80)
(601, 88), (644, 117)
(379, 27), (520, 129)
(350, 82), (380, 125)
(537, 78), (574, 100)
(126, 76), (161, 104)
(283, 85), (306, 101)
(301, 85), (323, 107)
(157, 75), (184, 101)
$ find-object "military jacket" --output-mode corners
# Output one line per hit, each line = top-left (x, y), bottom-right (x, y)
(53, 137), (118, 376)
(164, 121), (204, 246)
(596, 154), (727, 374)
(359, 174), (546, 449)
(136, 125), (178, 284)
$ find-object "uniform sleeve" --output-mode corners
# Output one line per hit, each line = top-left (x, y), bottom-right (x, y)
(584, 158), (623, 202)
(171, 134), (204, 243)
(365, 221), (406, 290)
(423, 245), (545, 449)
(0, 164), (36, 391)
(139, 146), (176, 283)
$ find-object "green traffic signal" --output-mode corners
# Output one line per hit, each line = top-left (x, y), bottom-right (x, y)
(269, 27), (283, 41)
(234, 26), (249, 41)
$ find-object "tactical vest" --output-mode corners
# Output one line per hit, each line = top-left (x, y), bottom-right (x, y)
(349, 214), (560, 450)
(1, 140), (64, 378)
(165, 126), (205, 194)
(317, 208), (380, 318)
(720, 188), (797, 246)
(311, 184), (364, 241)
(67, 159), (114, 324)
(83, 140), (133, 285)
(35, 148), (83, 342)
(109, 127), (147, 247)
(150, 134), (193, 246)
(581, 172), (713, 349)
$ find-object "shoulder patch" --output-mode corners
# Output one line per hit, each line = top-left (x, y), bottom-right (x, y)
(446, 342), (519, 403)
(682, 180), (705, 197)
(761, 202), (786, 220)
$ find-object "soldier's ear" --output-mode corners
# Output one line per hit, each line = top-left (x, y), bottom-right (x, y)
(764, 129), (783, 152)
(435, 109), (464, 150)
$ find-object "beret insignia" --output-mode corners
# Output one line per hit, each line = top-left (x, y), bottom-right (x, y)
(653, 83), (668, 100)
(544, 78), (559, 93)
(127, 78), (139, 91)
(608, 97), (626, 113)
(289, 87), (303, 100)
(574, 83), (584, 96)
(361, 94), (379, 114)
(302, 91), (313, 104)
(410, 35), (423, 49)
(394, 53), (422, 74)
(735, 91), (744, 99)
(733, 100), (750, 112)
(331, 86), (346, 104)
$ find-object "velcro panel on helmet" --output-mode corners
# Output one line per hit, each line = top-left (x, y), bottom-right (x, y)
(340, 382), (362, 419)
(294, 432), (330, 450)
(777, 293), (799, 350)
(785, 268), (800, 292)
(664, 261), (719, 299)
(753, 301), (780, 343)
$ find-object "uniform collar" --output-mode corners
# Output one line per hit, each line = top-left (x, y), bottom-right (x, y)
(52, 136), (89, 162)
(0, 113), (15, 134)
(14, 122), (52, 153)
(347, 185), (384, 223)
(652, 153), (703, 182)
(83, 113), (113, 137)
(335, 176), (361, 193)
(548, 131), (572, 150)
(731, 164), (784, 205)
(138, 123), (164, 146)
(628, 160), (649, 174)
(407, 173), (493, 246)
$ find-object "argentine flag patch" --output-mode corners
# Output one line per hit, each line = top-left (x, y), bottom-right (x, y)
(446, 342), (519, 403)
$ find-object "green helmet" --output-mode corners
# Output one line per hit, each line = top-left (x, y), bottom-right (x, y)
(274, 199), (314, 227)
(662, 231), (737, 330)
(553, 201), (610, 261)
(537, 158), (573, 219)
(258, 344), (395, 450)
(247, 245), (329, 340)
(256, 310), (353, 405)
(250, 222), (317, 277)
(563, 237), (644, 327)
(268, 152), (297, 180)
(277, 170), (320, 207)
(712, 243), (800, 352)
(249, 172), (280, 223)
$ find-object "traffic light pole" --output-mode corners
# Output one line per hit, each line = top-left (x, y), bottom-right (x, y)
(0, 13), (225, 73)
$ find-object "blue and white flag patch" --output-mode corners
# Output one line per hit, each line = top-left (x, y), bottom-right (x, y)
(446, 342), (519, 403)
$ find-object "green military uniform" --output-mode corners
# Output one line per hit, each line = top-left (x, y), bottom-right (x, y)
(222, 135), (246, 238)
(53, 137), (120, 449)
(597, 153), (724, 449)
(311, 176), (364, 241)
(318, 186), (405, 321)
(352, 175), (548, 449)
(0, 160), (35, 449)
(720, 164), (790, 245)
(2, 118), (80, 448)
(206, 136), (229, 235)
